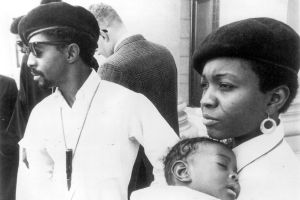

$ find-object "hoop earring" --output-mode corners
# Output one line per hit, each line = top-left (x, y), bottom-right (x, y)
(260, 113), (276, 134)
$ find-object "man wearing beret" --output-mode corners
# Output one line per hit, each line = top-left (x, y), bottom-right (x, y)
(17, 2), (178, 200)
(192, 18), (300, 199)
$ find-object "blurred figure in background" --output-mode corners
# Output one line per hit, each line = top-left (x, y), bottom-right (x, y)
(89, 3), (179, 196)
(0, 74), (18, 200)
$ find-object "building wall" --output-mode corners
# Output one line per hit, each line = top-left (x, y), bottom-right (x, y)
(0, 7), (18, 78)
(219, 0), (289, 26)
(283, 0), (300, 159)
(1, 0), (42, 78)
(179, 0), (191, 103)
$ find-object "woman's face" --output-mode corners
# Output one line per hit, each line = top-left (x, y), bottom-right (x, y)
(200, 58), (271, 143)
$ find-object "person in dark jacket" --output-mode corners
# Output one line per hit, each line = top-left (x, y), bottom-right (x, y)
(0, 74), (18, 200)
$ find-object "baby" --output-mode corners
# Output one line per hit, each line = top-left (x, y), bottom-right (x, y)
(131, 137), (240, 200)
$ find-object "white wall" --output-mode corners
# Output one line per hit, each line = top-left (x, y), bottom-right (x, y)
(0, 7), (14, 77)
(219, 0), (289, 26)
(0, 0), (41, 78)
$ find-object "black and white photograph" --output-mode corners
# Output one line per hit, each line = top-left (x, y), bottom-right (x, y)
(0, 0), (299, 199)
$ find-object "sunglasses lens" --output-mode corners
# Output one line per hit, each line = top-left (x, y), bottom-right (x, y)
(29, 43), (37, 57)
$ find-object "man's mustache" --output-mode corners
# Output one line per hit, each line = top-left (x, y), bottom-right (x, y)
(31, 68), (44, 77)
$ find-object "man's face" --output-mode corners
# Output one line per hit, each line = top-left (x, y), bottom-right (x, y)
(15, 34), (25, 67)
(26, 33), (68, 90)
(96, 31), (113, 58)
(187, 142), (240, 200)
(96, 35), (107, 57)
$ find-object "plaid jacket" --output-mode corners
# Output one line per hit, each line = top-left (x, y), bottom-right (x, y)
(98, 34), (179, 134)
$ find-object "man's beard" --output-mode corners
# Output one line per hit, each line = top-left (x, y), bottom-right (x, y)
(31, 68), (53, 90)
(38, 78), (52, 91)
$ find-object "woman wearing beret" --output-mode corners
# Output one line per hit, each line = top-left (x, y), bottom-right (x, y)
(192, 18), (300, 200)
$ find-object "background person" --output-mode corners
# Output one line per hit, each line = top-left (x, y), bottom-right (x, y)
(0, 75), (18, 200)
(192, 17), (300, 200)
(89, 3), (179, 195)
(17, 2), (178, 200)
(132, 137), (240, 200)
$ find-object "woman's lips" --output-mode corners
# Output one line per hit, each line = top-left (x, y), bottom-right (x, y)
(202, 114), (219, 126)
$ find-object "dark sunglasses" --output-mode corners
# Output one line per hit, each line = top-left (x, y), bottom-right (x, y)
(24, 41), (69, 57)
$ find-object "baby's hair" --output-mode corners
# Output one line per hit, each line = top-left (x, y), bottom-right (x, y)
(163, 137), (230, 185)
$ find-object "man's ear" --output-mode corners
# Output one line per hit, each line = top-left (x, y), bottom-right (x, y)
(267, 85), (290, 115)
(100, 29), (109, 41)
(66, 43), (80, 64)
(171, 160), (191, 183)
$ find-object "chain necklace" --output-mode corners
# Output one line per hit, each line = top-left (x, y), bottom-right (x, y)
(60, 83), (100, 190)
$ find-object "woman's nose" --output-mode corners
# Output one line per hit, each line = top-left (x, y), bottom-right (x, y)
(229, 173), (239, 182)
(200, 88), (217, 108)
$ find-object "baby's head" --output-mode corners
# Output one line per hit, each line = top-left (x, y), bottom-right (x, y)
(164, 137), (240, 200)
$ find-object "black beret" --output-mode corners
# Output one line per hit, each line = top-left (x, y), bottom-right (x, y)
(40, 0), (62, 4)
(10, 15), (24, 34)
(18, 2), (99, 45)
(192, 17), (300, 75)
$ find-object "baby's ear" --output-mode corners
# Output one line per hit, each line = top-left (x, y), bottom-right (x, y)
(171, 160), (191, 183)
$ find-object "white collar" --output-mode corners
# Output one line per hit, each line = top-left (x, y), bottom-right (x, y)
(113, 32), (134, 53)
(134, 186), (220, 200)
(54, 69), (101, 108)
(233, 122), (284, 173)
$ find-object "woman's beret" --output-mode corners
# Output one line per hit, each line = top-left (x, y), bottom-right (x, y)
(192, 17), (300, 74)
(18, 2), (100, 45)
